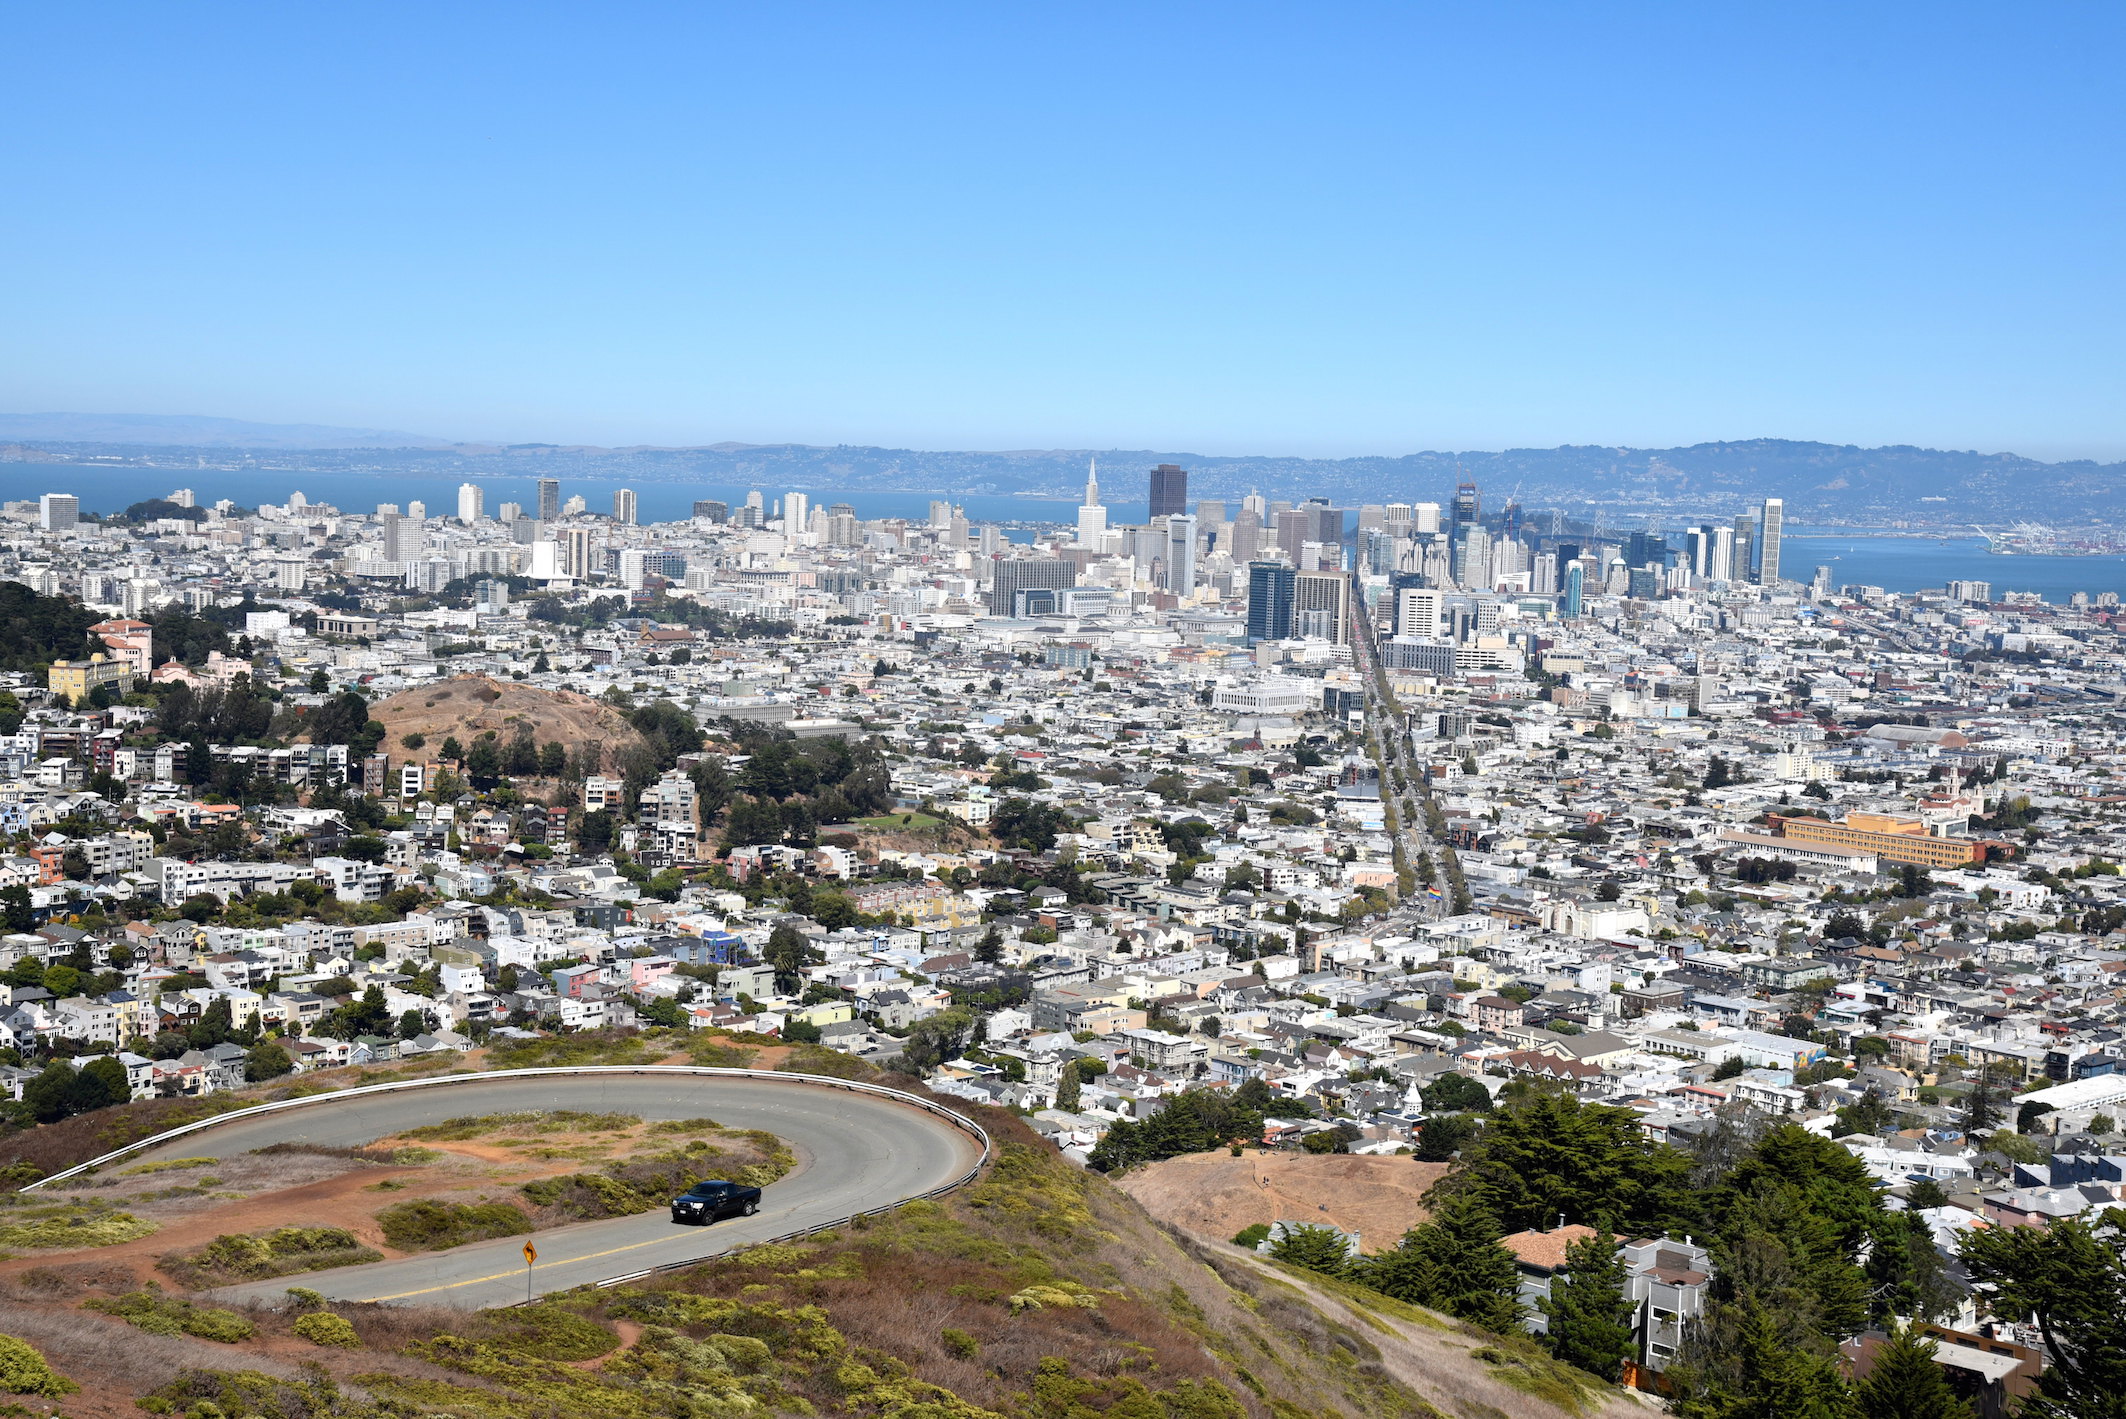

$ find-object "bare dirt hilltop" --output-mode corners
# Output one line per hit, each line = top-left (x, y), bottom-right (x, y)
(368, 674), (644, 764)
(1114, 1149), (1446, 1253)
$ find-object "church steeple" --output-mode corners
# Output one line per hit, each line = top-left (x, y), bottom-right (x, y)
(1084, 456), (1100, 508)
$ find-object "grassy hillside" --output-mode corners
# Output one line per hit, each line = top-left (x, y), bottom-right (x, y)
(0, 1092), (1638, 1419)
(365, 675), (645, 765)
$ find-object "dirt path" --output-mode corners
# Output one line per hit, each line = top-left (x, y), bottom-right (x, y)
(1116, 1150), (1447, 1252)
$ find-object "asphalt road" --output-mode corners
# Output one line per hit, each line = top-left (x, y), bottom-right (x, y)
(121, 1071), (983, 1309)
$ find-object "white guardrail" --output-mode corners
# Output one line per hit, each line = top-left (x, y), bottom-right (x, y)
(23, 1066), (993, 1298)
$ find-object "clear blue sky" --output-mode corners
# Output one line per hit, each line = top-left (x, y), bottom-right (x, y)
(2, 3), (2120, 459)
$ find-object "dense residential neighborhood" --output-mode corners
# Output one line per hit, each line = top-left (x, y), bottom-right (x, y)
(0, 476), (2120, 1408)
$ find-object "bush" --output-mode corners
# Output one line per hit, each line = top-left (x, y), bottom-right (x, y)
(0, 1334), (76, 1396)
(1231, 1223), (1271, 1249)
(163, 1226), (383, 1287)
(291, 1312), (360, 1348)
(85, 1287), (256, 1342)
(375, 1199), (532, 1250)
(475, 1303), (617, 1361)
(941, 1327), (980, 1359)
(0, 1202), (157, 1249)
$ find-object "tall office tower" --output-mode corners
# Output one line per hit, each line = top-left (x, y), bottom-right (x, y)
(1076, 458), (1108, 547)
(1452, 526), (1494, 589)
(1228, 507), (1262, 562)
(1359, 528), (1395, 575)
(693, 500), (729, 522)
(380, 513), (425, 564)
(1530, 551), (1559, 595)
(1554, 540), (1581, 566)
(1710, 526), (1735, 581)
(1756, 498), (1784, 584)
(1684, 528), (1709, 579)
(38, 493), (78, 531)
(1164, 515), (1197, 594)
(783, 491), (808, 535)
(563, 526), (595, 579)
(1242, 492), (1267, 518)
(496, 501), (522, 523)
(1293, 570), (1350, 643)
(928, 500), (952, 528)
(1196, 499), (1227, 524)
(1148, 463), (1188, 518)
(457, 483), (484, 524)
(1562, 561), (1585, 617)
(1263, 508), (1298, 556)
(1625, 532), (1668, 569)
(1383, 503), (1412, 533)
(986, 555), (1077, 615)
(825, 512), (861, 547)
(1395, 587), (1443, 637)
(1501, 500), (1522, 542)
(614, 488), (638, 525)
(1452, 481), (1481, 531)
(536, 479), (560, 522)
(1245, 560), (1296, 642)
(1357, 503), (1387, 532)
(1410, 501), (1442, 534)
(1732, 513), (1758, 584)
(1811, 564), (1833, 599)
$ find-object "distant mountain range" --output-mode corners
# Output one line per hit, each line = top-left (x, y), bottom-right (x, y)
(2, 414), (2121, 524)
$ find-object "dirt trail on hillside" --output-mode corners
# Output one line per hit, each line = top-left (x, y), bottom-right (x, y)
(1116, 1151), (1446, 1252)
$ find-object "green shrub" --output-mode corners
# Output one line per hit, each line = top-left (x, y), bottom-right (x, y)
(291, 1312), (360, 1348)
(401, 1110), (639, 1142)
(284, 1287), (327, 1311)
(375, 1199), (531, 1250)
(1231, 1223), (1271, 1249)
(941, 1326), (980, 1359)
(0, 1334), (76, 1396)
(85, 1287), (256, 1342)
(0, 1201), (157, 1249)
(163, 1225), (382, 1286)
(475, 1303), (617, 1361)
(121, 1156), (218, 1176)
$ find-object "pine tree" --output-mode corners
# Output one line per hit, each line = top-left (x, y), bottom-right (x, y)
(1053, 1059), (1081, 1111)
(1856, 1327), (1971, 1419)
(1268, 1223), (1353, 1279)
(1540, 1231), (1635, 1381)
(1362, 1194), (1521, 1332)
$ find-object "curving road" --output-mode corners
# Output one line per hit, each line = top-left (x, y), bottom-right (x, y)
(106, 1070), (983, 1309)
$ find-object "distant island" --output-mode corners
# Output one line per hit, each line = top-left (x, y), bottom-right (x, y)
(2, 413), (2121, 525)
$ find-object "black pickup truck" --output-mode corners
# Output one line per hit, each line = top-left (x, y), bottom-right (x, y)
(669, 1179), (763, 1225)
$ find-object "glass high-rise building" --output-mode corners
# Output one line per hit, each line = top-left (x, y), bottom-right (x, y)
(1562, 561), (1584, 617)
(537, 478), (560, 522)
(1756, 498), (1783, 585)
(1148, 463), (1188, 519)
(1246, 560), (1295, 642)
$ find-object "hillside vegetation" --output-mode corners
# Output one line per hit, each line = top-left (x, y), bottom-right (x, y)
(0, 1091), (1637, 1419)
(366, 675), (646, 767)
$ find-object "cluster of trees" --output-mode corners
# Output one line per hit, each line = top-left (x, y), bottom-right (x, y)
(1087, 1081), (1281, 1172)
(1263, 1094), (1990, 1417)
(711, 735), (893, 850)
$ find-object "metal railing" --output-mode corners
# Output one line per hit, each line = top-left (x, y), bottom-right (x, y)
(25, 1066), (992, 1295)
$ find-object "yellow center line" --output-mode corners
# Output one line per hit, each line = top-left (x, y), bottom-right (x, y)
(363, 1222), (774, 1302)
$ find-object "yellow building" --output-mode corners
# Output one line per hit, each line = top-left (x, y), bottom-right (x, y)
(1772, 813), (1980, 871)
(49, 653), (131, 702)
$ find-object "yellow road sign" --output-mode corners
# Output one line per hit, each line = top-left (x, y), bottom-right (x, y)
(523, 1241), (537, 1265)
